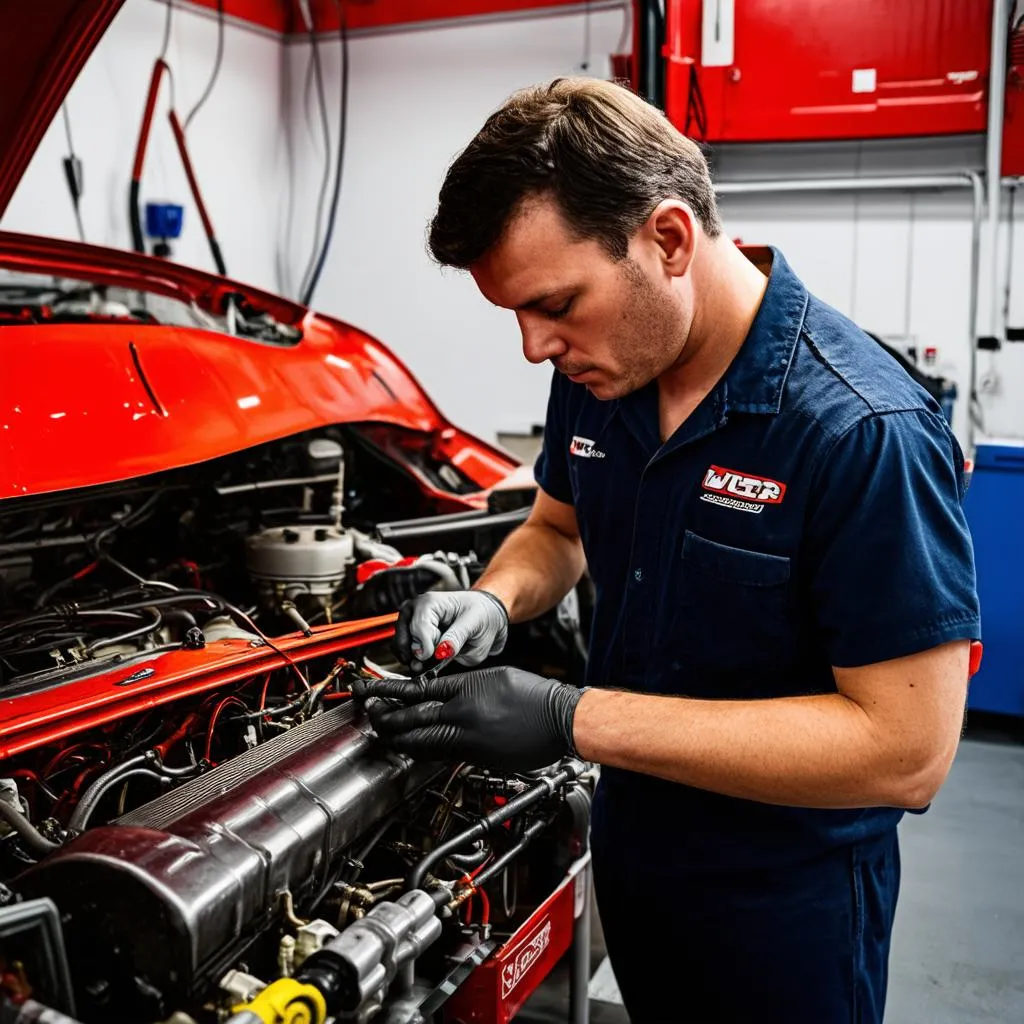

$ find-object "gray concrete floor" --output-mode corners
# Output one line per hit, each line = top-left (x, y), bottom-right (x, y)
(519, 726), (1024, 1022)
(887, 728), (1024, 1023)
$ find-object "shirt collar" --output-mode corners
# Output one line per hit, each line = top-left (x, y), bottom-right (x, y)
(721, 247), (808, 416)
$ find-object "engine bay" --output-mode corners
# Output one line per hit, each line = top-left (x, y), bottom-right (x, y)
(0, 425), (592, 1024)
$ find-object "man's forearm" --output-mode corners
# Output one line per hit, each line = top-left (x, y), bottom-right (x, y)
(474, 521), (585, 624)
(573, 686), (956, 811)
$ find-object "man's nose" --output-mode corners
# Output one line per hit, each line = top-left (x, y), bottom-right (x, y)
(519, 316), (567, 365)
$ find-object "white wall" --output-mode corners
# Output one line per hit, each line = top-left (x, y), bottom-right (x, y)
(711, 138), (1024, 446)
(279, 3), (630, 444)
(1, 0), (287, 293)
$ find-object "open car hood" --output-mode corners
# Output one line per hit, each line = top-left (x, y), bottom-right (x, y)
(0, 232), (517, 501)
(0, 0), (125, 219)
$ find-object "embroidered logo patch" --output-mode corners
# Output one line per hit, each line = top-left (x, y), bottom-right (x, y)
(701, 465), (786, 514)
(569, 435), (606, 459)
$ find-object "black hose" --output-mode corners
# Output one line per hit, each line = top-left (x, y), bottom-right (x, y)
(0, 799), (60, 857)
(446, 841), (490, 872)
(129, 179), (144, 254)
(465, 815), (552, 891)
(68, 753), (162, 832)
(405, 763), (580, 890)
(85, 607), (162, 654)
(0, 592), (221, 640)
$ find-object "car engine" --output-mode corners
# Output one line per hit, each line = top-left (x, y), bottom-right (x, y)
(0, 425), (592, 1024)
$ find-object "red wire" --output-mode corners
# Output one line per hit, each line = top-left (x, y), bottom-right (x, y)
(461, 861), (493, 927)
(153, 711), (201, 760)
(231, 606), (309, 691)
(72, 560), (100, 581)
(203, 696), (247, 766)
(41, 743), (107, 779)
(258, 673), (273, 715)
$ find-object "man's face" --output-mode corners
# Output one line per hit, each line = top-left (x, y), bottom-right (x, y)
(470, 197), (692, 400)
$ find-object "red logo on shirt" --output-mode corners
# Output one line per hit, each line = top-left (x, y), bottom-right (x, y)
(701, 466), (786, 513)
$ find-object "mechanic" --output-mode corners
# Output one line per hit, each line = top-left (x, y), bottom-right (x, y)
(353, 77), (981, 1023)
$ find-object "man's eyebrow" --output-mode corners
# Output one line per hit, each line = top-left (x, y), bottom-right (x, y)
(515, 289), (571, 312)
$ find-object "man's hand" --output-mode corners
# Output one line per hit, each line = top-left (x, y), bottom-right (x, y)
(393, 591), (509, 672)
(353, 667), (583, 773)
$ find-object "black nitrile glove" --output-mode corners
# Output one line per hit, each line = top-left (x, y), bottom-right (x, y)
(353, 666), (582, 773)
(393, 590), (509, 672)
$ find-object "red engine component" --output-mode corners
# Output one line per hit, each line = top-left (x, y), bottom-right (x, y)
(664, 0), (993, 143)
(445, 859), (589, 1024)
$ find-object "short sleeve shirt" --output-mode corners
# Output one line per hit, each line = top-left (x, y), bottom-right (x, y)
(534, 247), (980, 870)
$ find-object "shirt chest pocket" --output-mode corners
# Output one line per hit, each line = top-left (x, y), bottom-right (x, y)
(665, 531), (796, 691)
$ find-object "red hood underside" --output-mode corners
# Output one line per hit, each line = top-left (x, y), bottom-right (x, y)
(0, 0), (125, 219)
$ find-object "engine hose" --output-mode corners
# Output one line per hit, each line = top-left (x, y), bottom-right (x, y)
(85, 607), (161, 654)
(0, 798), (60, 858)
(405, 762), (582, 891)
(224, 979), (327, 1024)
(446, 841), (490, 872)
(67, 753), (167, 833)
(461, 815), (553, 892)
(414, 558), (461, 591)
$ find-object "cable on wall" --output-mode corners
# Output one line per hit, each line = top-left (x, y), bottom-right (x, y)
(1002, 182), (1018, 335)
(60, 104), (85, 243)
(578, 1), (592, 73)
(298, 0), (334, 303)
(184, 0), (226, 131)
(301, 1), (349, 309)
(158, 0), (173, 61)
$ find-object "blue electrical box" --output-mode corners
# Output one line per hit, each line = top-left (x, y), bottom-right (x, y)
(145, 202), (184, 240)
(963, 442), (1024, 717)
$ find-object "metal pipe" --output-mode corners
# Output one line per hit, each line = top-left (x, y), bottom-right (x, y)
(967, 171), (985, 453)
(986, 0), (1012, 338)
(715, 174), (977, 195)
(569, 868), (593, 1024)
(406, 762), (583, 891)
(637, 0), (664, 108)
(715, 171), (986, 453)
(291, 1), (627, 43)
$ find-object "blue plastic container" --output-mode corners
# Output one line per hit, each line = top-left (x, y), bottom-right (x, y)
(963, 442), (1024, 717)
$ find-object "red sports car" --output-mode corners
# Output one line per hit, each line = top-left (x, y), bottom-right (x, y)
(0, 5), (592, 1023)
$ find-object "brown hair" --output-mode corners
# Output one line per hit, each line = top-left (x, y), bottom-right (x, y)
(428, 77), (721, 268)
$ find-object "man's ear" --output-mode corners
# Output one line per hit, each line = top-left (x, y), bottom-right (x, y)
(639, 200), (698, 279)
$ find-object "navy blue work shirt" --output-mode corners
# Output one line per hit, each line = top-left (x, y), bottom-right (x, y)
(534, 247), (981, 872)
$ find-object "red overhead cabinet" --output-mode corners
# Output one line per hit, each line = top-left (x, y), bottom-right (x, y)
(664, 0), (994, 143)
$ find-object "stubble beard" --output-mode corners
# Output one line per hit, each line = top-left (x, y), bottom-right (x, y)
(603, 260), (689, 399)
